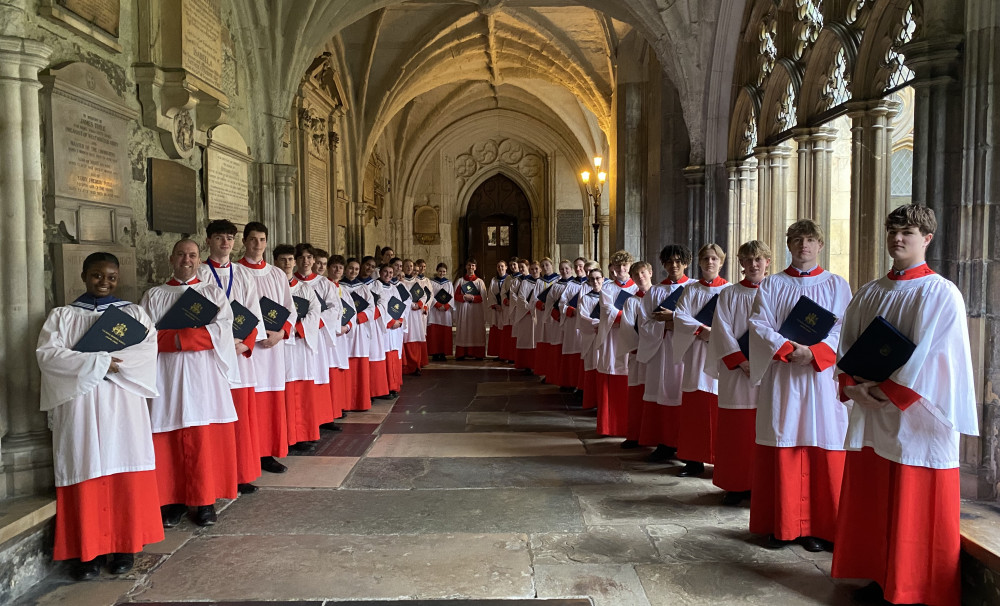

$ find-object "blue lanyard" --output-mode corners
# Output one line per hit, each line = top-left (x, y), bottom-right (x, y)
(208, 261), (233, 299)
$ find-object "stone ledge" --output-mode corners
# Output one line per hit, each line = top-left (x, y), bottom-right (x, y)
(961, 500), (1000, 572)
(0, 495), (55, 547)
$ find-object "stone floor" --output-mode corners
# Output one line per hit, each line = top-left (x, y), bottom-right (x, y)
(15, 361), (872, 606)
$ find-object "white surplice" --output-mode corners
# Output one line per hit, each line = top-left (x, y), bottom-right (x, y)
(638, 278), (690, 406)
(238, 260), (295, 393)
(596, 279), (639, 375)
(706, 280), (760, 409)
(672, 278), (730, 394)
(454, 275), (487, 348)
(197, 261), (264, 389)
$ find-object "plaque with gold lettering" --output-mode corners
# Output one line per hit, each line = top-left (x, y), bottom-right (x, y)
(149, 158), (198, 234)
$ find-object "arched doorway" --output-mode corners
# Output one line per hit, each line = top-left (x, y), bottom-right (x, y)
(462, 174), (532, 278)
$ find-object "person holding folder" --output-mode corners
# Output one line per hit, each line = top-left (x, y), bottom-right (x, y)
(513, 260), (542, 373)
(832, 205), (978, 606)
(340, 259), (375, 410)
(594, 250), (638, 436)
(400, 259), (429, 375)
(37, 252), (163, 579)
(747, 219), (851, 553)
(486, 260), (509, 360)
(705, 240), (771, 505)
(323, 255), (354, 413)
(621, 261), (653, 448)
(671, 244), (730, 477)
(427, 262), (455, 361)
(532, 258), (561, 379)
(237, 222), (295, 474)
(576, 267), (605, 409)
(557, 259), (593, 392)
(454, 258), (487, 360)
(142, 239), (240, 528)
(541, 259), (575, 387)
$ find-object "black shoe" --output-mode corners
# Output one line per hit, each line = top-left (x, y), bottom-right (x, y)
(237, 483), (259, 495)
(620, 440), (640, 449)
(320, 422), (342, 431)
(389, 390), (398, 397)
(456, 356), (466, 361)
(193, 505), (217, 527)
(473, 357), (484, 361)
(645, 445), (676, 462)
(74, 558), (101, 581)
(721, 491), (748, 506)
(677, 461), (705, 477)
(375, 394), (395, 400)
(522, 368), (533, 375)
(798, 536), (824, 552)
(414, 368), (421, 376)
(559, 386), (575, 393)
(853, 581), (884, 603)
(161, 504), (186, 528)
(289, 441), (317, 453)
(764, 534), (791, 549)
(260, 456), (287, 474)
(108, 552), (134, 575)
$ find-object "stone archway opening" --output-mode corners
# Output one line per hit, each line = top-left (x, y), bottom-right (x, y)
(462, 174), (533, 279)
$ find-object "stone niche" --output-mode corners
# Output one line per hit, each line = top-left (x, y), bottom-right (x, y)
(135, 0), (228, 158)
(41, 62), (140, 305)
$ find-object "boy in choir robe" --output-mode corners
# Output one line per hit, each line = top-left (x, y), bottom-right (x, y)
(308, 248), (344, 430)
(362, 255), (379, 281)
(379, 247), (395, 266)
(487, 260), (508, 360)
(542, 260), (574, 387)
(323, 255), (354, 415)
(557, 258), (591, 392)
(37, 253), (163, 580)
(832, 205), (978, 606)
(454, 258), (487, 360)
(533, 258), (561, 381)
(621, 261), (653, 449)
(371, 263), (406, 395)
(513, 260), (542, 373)
(672, 244), (730, 477)
(427, 262), (455, 361)
(358, 260), (391, 399)
(401, 258), (430, 375)
(705, 240), (771, 505)
(576, 267), (605, 409)
(238, 222), (295, 474)
(499, 258), (522, 362)
(387, 258), (409, 389)
(595, 250), (639, 436)
(638, 245), (691, 460)
(748, 219), (851, 553)
(197, 220), (264, 495)
(142, 240), (240, 528)
(340, 259), (374, 411)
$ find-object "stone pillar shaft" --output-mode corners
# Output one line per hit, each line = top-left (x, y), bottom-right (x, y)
(847, 99), (899, 288)
(274, 164), (297, 245)
(0, 35), (53, 498)
(683, 165), (707, 253)
(794, 126), (838, 268)
(754, 145), (793, 267)
(725, 158), (758, 282)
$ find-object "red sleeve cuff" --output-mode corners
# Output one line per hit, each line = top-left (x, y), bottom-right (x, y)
(318, 319), (325, 330)
(178, 327), (214, 351)
(356, 311), (369, 324)
(281, 320), (293, 339)
(503, 298), (509, 306)
(535, 301), (545, 311)
(722, 351), (747, 370)
(613, 310), (622, 325)
(879, 379), (923, 411)
(472, 295), (483, 303)
(773, 340), (794, 362)
(550, 308), (560, 321)
(809, 342), (836, 372)
(294, 321), (305, 340)
(374, 307), (382, 320)
(693, 325), (703, 336)
(241, 328), (258, 356)
(565, 307), (575, 318)
(157, 329), (180, 353)
(837, 373), (857, 402)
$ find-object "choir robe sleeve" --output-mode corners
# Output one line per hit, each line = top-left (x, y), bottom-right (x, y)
(297, 285), (324, 352)
(596, 287), (618, 346)
(705, 288), (742, 380)
(637, 289), (665, 364)
(36, 305), (159, 412)
(619, 297), (642, 353)
(201, 286), (242, 385)
(748, 286), (785, 386)
(242, 275), (268, 344)
(670, 285), (702, 362)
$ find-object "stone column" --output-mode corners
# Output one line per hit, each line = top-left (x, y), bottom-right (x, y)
(354, 205), (367, 258)
(259, 163), (277, 233)
(598, 215), (611, 267)
(274, 164), (297, 245)
(683, 165), (707, 252)
(847, 99), (899, 288)
(754, 145), (793, 266)
(0, 36), (53, 498)
(725, 158), (758, 282)
(793, 126), (838, 268)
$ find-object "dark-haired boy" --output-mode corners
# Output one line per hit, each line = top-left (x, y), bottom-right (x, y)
(832, 205), (977, 606)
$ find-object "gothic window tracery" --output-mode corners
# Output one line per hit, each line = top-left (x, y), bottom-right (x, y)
(884, 4), (916, 91)
(757, 9), (778, 86)
(820, 47), (851, 110)
(741, 113), (758, 158)
(846, 0), (869, 27)
(793, 0), (824, 60)
(777, 80), (797, 133)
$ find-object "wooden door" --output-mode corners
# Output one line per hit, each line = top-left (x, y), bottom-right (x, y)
(464, 174), (532, 279)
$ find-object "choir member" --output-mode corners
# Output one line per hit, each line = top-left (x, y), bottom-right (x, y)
(198, 220), (264, 494)
(454, 258), (487, 360)
(512, 260), (541, 373)
(705, 240), (771, 504)
(378, 247), (395, 266)
(594, 250), (638, 436)
(387, 258), (408, 389)
(401, 258), (429, 375)
(37, 253), (163, 579)
(832, 205), (978, 606)
(360, 261), (391, 399)
(557, 258), (591, 392)
(576, 267), (604, 409)
(142, 239), (240, 528)
(748, 219), (851, 552)
(486, 260), (509, 360)
(621, 261), (652, 448)
(340, 259), (375, 410)
(323, 255), (353, 417)
(541, 259), (574, 387)
(533, 258), (561, 381)
(371, 263), (406, 395)
(499, 258), (522, 362)
(671, 244), (730, 477)
(427, 262), (455, 361)
(638, 245), (691, 461)
(362, 255), (378, 280)
(238, 222), (295, 474)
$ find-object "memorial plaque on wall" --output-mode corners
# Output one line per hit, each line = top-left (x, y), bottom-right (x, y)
(181, 0), (223, 90)
(149, 158), (198, 234)
(205, 124), (252, 225)
(59, 0), (120, 35)
(556, 210), (584, 244)
(306, 154), (331, 251)
(40, 0), (122, 52)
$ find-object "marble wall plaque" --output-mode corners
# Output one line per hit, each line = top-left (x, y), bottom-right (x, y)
(206, 148), (249, 224)
(306, 154), (331, 250)
(54, 244), (136, 306)
(40, 0), (122, 52)
(60, 0), (119, 35)
(51, 94), (128, 207)
(556, 209), (584, 244)
(181, 0), (223, 90)
(149, 158), (198, 234)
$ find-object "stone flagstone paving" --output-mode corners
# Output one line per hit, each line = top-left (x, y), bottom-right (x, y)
(14, 362), (867, 605)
